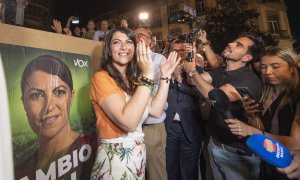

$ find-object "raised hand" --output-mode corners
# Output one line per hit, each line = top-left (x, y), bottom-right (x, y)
(136, 39), (154, 79)
(63, 28), (72, 36)
(198, 29), (208, 43)
(184, 58), (196, 73)
(67, 16), (74, 23)
(183, 42), (197, 73)
(65, 16), (74, 29)
(185, 43), (193, 54)
(172, 61), (184, 83)
(160, 51), (181, 78)
(51, 19), (62, 34)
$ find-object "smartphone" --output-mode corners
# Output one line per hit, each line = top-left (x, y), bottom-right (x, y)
(152, 36), (157, 42)
(235, 87), (264, 111)
(72, 17), (79, 24)
(185, 42), (193, 62)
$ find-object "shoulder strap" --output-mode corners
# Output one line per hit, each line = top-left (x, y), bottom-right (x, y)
(263, 93), (284, 132)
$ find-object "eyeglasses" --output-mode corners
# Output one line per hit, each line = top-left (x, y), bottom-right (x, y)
(135, 33), (151, 39)
(172, 49), (185, 53)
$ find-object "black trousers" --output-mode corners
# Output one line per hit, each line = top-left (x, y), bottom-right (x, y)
(166, 121), (202, 180)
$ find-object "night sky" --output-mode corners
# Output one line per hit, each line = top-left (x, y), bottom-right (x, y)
(52, 0), (152, 27)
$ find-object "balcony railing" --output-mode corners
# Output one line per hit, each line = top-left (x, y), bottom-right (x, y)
(152, 19), (162, 27)
(271, 30), (290, 39)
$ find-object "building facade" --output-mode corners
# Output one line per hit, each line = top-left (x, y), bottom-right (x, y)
(23, 0), (55, 30)
(100, 0), (292, 48)
(1, 0), (54, 31)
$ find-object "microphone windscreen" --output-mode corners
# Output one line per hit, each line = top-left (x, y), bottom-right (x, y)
(246, 134), (292, 168)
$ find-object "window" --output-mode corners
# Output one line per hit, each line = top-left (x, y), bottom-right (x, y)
(153, 32), (162, 41)
(196, 0), (205, 14)
(25, 0), (49, 18)
(152, 9), (162, 27)
(263, 0), (280, 2)
(267, 14), (280, 34)
(169, 4), (179, 23)
(152, 32), (163, 52)
(217, 0), (245, 4)
(169, 28), (182, 39)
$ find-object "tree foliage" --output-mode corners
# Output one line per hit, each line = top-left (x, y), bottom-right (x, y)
(202, 0), (278, 53)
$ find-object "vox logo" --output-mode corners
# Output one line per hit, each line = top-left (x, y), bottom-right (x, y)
(74, 59), (88, 67)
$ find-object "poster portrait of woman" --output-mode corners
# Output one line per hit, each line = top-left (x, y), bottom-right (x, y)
(0, 44), (97, 180)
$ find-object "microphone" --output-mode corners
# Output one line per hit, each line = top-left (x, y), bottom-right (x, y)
(246, 134), (292, 168)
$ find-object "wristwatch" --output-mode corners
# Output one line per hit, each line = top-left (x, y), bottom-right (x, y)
(188, 69), (198, 78)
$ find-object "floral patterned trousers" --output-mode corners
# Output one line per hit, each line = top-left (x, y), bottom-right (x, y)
(90, 139), (146, 180)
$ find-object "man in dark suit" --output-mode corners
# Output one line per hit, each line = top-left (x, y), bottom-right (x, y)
(165, 38), (204, 180)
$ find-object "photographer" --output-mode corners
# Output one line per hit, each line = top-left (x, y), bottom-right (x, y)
(184, 33), (265, 180)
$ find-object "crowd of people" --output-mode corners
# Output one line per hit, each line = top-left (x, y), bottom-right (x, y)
(51, 17), (129, 41)
(27, 16), (300, 180)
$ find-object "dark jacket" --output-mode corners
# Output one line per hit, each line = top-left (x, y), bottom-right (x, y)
(165, 76), (203, 143)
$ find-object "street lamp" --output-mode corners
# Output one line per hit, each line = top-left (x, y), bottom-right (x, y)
(138, 12), (149, 27)
(139, 12), (149, 21)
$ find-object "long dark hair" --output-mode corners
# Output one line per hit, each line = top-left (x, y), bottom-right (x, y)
(100, 27), (141, 95)
(21, 55), (73, 96)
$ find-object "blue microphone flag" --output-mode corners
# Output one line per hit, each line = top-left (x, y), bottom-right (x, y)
(246, 134), (292, 168)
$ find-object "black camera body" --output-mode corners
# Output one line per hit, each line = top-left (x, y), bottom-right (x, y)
(71, 17), (79, 24)
(183, 32), (195, 44)
(182, 18), (207, 43)
(182, 26), (203, 61)
(182, 32), (197, 61)
(170, 11), (207, 61)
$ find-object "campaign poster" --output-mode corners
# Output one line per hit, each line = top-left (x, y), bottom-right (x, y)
(0, 43), (97, 180)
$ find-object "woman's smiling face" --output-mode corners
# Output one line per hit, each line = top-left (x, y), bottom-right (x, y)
(22, 70), (74, 139)
(110, 31), (135, 67)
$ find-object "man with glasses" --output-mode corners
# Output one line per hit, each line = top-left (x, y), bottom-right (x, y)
(133, 27), (168, 180)
(164, 38), (204, 180)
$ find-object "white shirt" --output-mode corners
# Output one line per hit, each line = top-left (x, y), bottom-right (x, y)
(93, 30), (109, 41)
(101, 93), (148, 144)
(144, 52), (168, 124)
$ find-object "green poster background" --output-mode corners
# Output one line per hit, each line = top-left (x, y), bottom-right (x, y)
(0, 43), (96, 165)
